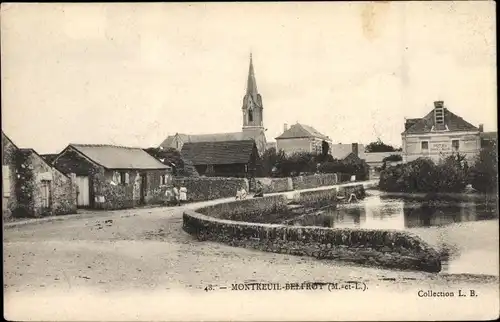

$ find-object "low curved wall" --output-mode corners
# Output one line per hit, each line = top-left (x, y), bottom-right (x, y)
(183, 186), (442, 273)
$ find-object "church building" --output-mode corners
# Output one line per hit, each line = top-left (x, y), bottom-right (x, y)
(160, 54), (267, 155)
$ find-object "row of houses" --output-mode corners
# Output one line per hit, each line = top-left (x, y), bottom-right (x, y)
(2, 131), (173, 219)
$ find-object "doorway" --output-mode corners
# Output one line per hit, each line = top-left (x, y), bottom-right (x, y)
(140, 173), (147, 204)
(75, 176), (90, 207)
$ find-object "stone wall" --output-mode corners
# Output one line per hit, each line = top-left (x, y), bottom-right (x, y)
(197, 194), (289, 223)
(169, 174), (365, 203)
(255, 177), (293, 193)
(173, 177), (248, 202)
(292, 174), (339, 190)
(93, 169), (170, 210)
(183, 184), (442, 273)
(2, 133), (18, 219)
(292, 188), (338, 208)
(27, 152), (77, 217)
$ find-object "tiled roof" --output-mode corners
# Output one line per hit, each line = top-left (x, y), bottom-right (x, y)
(402, 108), (478, 135)
(69, 144), (170, 170)
(180, 140), (256, 165)
(275, 123), (330, 140)
(160, 132), (245, 149)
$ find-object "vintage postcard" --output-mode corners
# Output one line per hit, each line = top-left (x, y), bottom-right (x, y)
(2, 1), (498, 321)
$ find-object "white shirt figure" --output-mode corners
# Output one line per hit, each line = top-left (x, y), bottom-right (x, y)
(172, 187), (179, 199)
(165, 189), (173, 201)
(179, 187), (187, 201)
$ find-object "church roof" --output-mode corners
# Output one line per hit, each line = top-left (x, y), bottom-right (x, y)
(181, 140), (256, 165)
(402, 108), (478, 135)
(275, 123), (330, 140)
(160, 132), (246, 149)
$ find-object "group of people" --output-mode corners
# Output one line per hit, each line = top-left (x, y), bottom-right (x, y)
(165, 185), (187, 206)
(165, 181), (265, 206)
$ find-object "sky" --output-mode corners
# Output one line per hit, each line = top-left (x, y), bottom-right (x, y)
(1, 2), (496, 154)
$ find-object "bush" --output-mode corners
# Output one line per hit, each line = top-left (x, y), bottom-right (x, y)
(470, 147), (498, 193)
(276, 152), (317, 177)
(318, 159), (369, 181)
(379, 155), (469, 193)
(382, 154), (403, 163)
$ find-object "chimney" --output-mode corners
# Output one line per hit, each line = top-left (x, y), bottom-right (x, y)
(283, 123), (288, 132)
(352, 143), (359, 156)
(434, 101), (444, 125)
(479, 124), (484, 132)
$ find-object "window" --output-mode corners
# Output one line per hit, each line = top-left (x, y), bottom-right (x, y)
(421, 141), (429, 151)
(161, 174), (170, 185)
(2, 166), (11, 197)
(452, 140), (460, 151)
(248, 109), (253, 122)
(115, 171), (129, 185)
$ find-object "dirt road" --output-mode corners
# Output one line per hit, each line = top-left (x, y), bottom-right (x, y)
(4, 199), (499, 321)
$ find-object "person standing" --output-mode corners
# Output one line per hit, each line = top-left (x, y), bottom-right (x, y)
(179, 186), (187, 205)
(172, 186), (180, 206)
(165, 188), (174, 206)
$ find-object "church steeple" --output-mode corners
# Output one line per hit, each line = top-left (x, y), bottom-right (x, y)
(242, 53), (263, 128)
(246, 53), (259, 103)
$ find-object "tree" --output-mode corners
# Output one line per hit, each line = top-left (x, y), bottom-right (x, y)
(321, 140), (329, 157)
(365, 138), (399, 153)
(469, 147), (498, 193)
(144, 147), (186, 176)
(260, 147), (286, 177)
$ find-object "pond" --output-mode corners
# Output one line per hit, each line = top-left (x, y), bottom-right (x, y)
(287, 190), (499, 276)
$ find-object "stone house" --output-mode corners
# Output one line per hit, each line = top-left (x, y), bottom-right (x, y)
(2, 132), (77, 219)
(160, 54), (267, 155)
(401, 101), (481, 164)
(180, 140), (261, 178)
(275, 123), (332, 156)
(53, 144), (172, 210)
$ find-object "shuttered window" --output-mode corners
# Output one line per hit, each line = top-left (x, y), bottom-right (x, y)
(3, 166), (11, 197)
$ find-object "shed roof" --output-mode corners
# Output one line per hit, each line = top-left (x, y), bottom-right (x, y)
(67, 144), (170, 170)
(181, 140), (256, 165)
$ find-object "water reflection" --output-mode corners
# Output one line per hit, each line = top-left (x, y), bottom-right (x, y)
(294, 194), (497, 230)
(286, 191), (499, 275)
